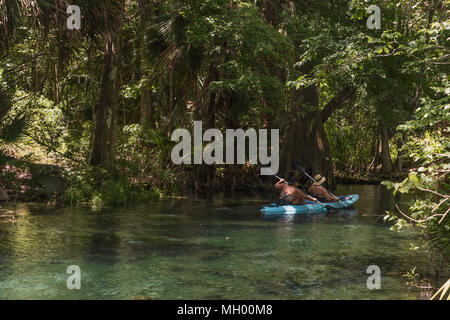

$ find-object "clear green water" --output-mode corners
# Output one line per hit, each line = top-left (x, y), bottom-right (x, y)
(0, 185), (428, 299)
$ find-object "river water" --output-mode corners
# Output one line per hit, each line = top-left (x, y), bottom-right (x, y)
(0, 184), (430, 299)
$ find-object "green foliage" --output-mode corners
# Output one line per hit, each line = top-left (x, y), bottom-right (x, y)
(325, 101), (378, 173)
(63, 166), (98, 205)
(93, 180), (165, 207)
(403, 267), (422, 288)
(0, 70), (28, 166)
(96, 178), (134, 207)
(0, 1), (448, 298)
(0, 0), (448, 282)
(63, 164), (165, 207)
(383, 75), (449, 263)
(0, 113), (28, 144)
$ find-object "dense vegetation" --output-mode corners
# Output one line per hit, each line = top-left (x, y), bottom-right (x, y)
(0, 0), (448, 295)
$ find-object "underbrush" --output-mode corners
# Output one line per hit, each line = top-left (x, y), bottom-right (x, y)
(63, 164), (178, 207)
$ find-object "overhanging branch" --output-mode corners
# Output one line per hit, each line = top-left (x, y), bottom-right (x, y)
(321, 86), (356, 122)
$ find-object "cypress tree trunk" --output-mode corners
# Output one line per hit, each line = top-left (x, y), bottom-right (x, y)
(294, 111), (336, 191)
(394, 131), (407, 174)
(283, 84), (354, 191)
(379, 123), (393, 175)
(223, 93), (240, 190)
(197, 89), (217, 189)
(192, 65), (219, 191)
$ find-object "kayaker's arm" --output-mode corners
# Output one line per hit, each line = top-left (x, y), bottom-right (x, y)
(325, 192), (338, 202)
(274, 179), (286, 189)
(304, 194), (317, 202)
(309, 185), (335, 202)
(321, 188), (338, 202)
(292, 189), (317, 204)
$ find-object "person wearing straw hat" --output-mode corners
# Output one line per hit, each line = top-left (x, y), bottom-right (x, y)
(307, 174), (337, 202)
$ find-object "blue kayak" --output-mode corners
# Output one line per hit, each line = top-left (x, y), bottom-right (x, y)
(260, 194), (359, 215)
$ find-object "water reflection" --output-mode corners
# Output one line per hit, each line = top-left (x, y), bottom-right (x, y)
(263, 208), (358, 222)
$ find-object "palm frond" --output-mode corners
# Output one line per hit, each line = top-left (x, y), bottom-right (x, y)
(0, 148), (12, 165)
(0, 113), (28, 144)
(145, 11), (188, 65)
(0, 87), (14, 121)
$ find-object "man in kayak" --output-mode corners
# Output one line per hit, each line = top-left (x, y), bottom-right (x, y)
(275, 177), (317, 206)
(307, 174), (338, 202)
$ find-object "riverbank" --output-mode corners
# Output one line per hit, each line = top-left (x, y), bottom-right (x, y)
(335, 173), (407, 185)
(1, 159), (413, 206)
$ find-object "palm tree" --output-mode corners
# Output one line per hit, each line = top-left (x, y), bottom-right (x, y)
(2, 0), (127, 170)
(0, 79), (28, 201)
(85, 0), (126, 169)
(144, 5), (206, 129)
(0, 0), (22, 53)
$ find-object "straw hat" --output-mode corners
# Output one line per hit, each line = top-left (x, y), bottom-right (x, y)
(313, 174), (326, 186)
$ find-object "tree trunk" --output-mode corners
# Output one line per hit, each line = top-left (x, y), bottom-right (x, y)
(88, 31), (121, 169)
(31, 50), (38, 93)
(197, 89), (217, 189)
(222, 93), (240, 190)
(140, 79), (153, 126)
(379, 123), (393, 175)
(297, 110), (336, 191)
(283, 85), (355, 191)
(138, 0), (153, 126)
(0, 187), (8, 201)
(54, 3), (67, 105)
(192, 65), (219, 191)
(394, 131), (407, 174)
(259, 0), (286, 27)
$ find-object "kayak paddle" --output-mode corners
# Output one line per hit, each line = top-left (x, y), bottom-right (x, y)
(291, 162), (349, 208)
(272, 174), (331, 209)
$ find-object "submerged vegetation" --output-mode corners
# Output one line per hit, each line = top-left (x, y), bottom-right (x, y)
(0, 0), (448, 296)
